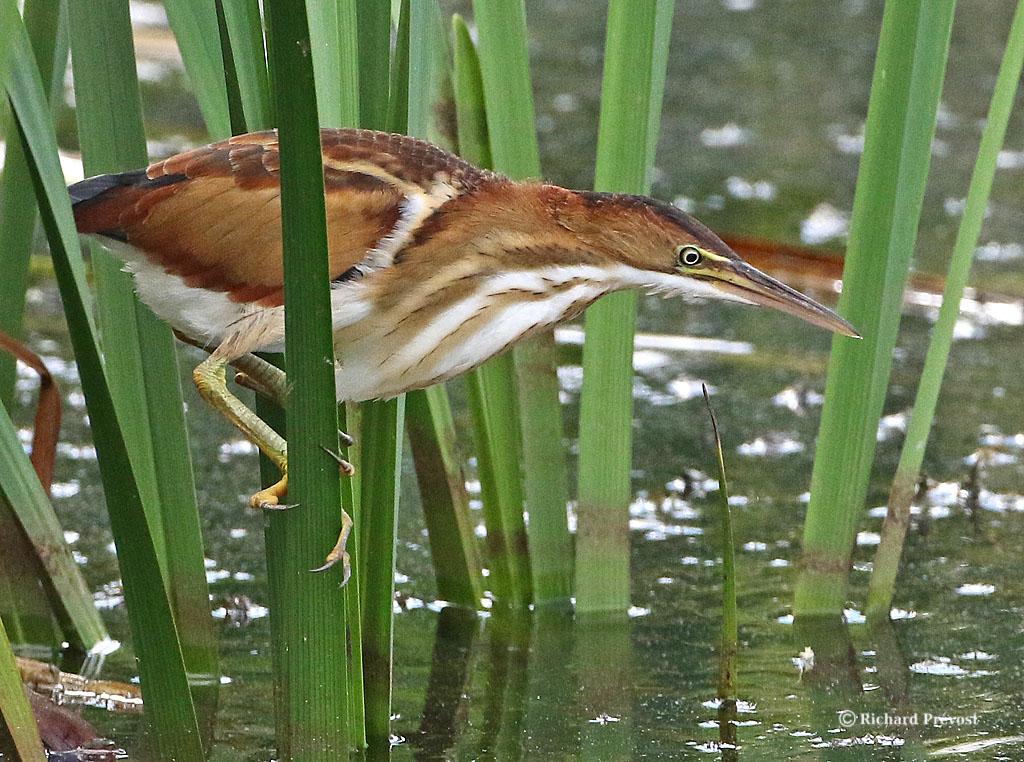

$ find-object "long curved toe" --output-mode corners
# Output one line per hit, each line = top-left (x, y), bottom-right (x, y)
(249, 475), (295, 510)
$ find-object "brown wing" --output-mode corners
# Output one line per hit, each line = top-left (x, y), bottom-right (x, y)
(71, 129), (497, 306)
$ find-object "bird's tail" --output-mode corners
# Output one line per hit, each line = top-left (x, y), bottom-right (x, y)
(69, 170), (185, 242)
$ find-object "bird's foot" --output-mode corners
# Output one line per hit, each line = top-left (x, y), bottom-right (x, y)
(249, 474), (295, 510)
(310, 509), (354, 585)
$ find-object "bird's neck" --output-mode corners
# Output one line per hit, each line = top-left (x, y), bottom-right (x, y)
(362, 181), (667, 311)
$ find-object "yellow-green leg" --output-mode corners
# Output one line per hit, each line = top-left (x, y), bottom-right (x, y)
(230, 353), (290, 406)
(192, 352), (356, 580)
(193, 353), (290, 509)
(230, 353), (354, 447)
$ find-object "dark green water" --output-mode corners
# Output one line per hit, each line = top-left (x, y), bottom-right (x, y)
(7, 0), (1024, 758)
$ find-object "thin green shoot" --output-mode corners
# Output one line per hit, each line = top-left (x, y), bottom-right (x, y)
(703, 385), (737, 702)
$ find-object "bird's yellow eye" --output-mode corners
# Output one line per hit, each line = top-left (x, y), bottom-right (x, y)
(677, 245), (703, 267)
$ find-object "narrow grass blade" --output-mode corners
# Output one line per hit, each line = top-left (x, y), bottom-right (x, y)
(704, 386), (737, 701)
(385, 0), (409, 135)
(337, 0), (366, 741)
(0, 2), (13, 87)
(342, 0), (390, 747)
(450, 15), (491, 169)
(338, 403), (365, 749)
(68, 0), (162, 562)
(469, 1), (540, 176)
(357, 397), (404, 746)
(406, 387), (484, 608)
(867, 1), (1024, 620)
(450, 14), (529, 608)
(0, 0), (66, 407)
(408, 1), (453, 148)
(0, 616), (45, 761)
(472, 0), (569, 608)
(576, 0), (673, 614)
(465, 366), (530, 608)
(305, 0), (358, 127)
(794, 0), (957, 617)
(216, 0), (272, 129)
(68, 0), (219, 702)
(0, 403), (107, 650)
(355, 0), (391, 131)
(213, 0), (246, 133)
(0, 0), (71, 649)
(264, 0), (350, 754)
(400, 10), (484, 612)
(360, 1), (430, 744)
(0, 497), (59, 650)
(163, 0), (231, 136)
(7, 15), (205, 760)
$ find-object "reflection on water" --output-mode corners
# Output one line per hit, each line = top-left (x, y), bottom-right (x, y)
(5, 0), (1024, 758)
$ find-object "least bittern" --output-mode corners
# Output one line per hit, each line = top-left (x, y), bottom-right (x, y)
(70, 128), (858, 579)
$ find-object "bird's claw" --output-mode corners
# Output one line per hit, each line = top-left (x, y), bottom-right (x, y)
(248, 463), (355, 585)
(320, 444), (356, 476)
(310, 509), (354, 586)
(249, 475), (297, 510)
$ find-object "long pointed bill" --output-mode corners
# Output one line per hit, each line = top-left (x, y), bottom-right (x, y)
(713, 260), (861, 338)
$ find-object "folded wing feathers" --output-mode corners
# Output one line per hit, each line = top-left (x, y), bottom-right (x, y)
(69, 128), (491, 303)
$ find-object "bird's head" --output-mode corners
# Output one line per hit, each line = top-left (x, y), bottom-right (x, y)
(569, 191), (860, 338)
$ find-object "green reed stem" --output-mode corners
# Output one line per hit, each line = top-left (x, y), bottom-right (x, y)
(216, 0), (272, 129)
(451, 16), (491, 169)
(338, 403), (365, 748)
(0, 1), (12, 87)
(358, 0), (406, 745)
(794, 0), (957, 617)
(0, 0), (80, 652)
(356, 397), (404, 746)
(472, 0), (570, 608)
(797, 3), (958, 616)
(466, 366), (529, 608)
(163, 0), (230, 136)
(213, 0), (245, 132)
(356, 0), (391, 131)
(335, 2), (368, 743)
(400, 11), (484, 611)
(265, 1), (350, 756)
(69, 0), (219, 709)
(0, 403), (106, 650)
(362, 1), (453, 742)
(451, 13), (527, 608)
(385, 0), (410, 136)
(575, 0), (673, 614)
(305, 0), (358, 128)
(7, 5), (205, 754)
(407, 387), (484, 608)
(0, 616), (45, 760)
(867, 0), (1024, 621)
(0, 0), (65, 407)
